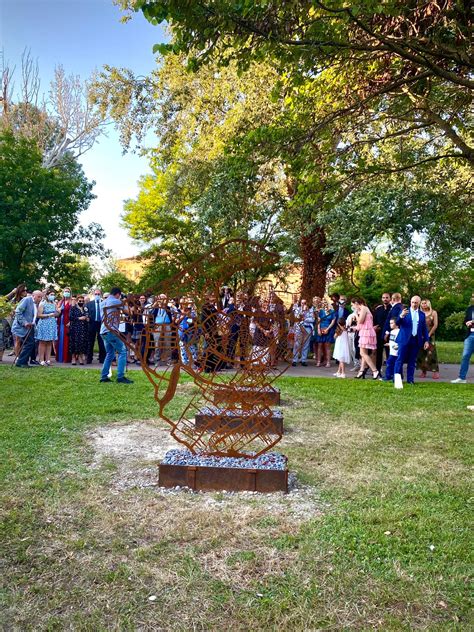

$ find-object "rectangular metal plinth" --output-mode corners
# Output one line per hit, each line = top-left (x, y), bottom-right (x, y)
(213, 385), (281, 406)
(159, 463), (288, 493)
(195, 409), (283, 434)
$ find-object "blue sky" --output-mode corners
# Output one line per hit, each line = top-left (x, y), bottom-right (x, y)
(1, 0), (166, 259)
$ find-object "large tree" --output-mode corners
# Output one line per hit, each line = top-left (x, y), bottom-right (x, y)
(0, 130), (106, 292)
(92, 57), (300, 288)
(1, 50), (105, 167)
(126, 0), (473, 165)
(97, 2), (472, 297)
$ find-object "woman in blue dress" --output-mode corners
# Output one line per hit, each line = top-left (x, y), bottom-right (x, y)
(315, 298), (336, 367)
(36, 290), (59, 366)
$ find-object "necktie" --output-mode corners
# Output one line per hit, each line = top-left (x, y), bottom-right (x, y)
(411, 309), (418, 336)
(96, 300), (100, 321)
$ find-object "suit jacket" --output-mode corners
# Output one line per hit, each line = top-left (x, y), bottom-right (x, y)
(464, 305), (474, 338)
(221, 294), (232, 309)
(87, 299), (103, 326)
(374, 304), (391, 339)
(332, 305), (350, 329)
(384, 303), (404, 337)
(396, 309), (429, 349)
(11, 296), (36, 337)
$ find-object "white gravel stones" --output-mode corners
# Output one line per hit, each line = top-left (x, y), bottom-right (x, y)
(161, 448), (287, 470)
(199, 405), (283, 418)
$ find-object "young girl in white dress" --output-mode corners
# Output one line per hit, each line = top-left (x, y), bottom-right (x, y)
(333, 317), (351, 378)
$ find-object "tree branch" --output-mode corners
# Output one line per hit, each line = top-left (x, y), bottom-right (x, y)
(419, 106), (474, 163)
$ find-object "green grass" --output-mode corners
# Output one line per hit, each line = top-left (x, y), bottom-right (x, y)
(436, 340), (470, 364)
(0, 366), (472, 630)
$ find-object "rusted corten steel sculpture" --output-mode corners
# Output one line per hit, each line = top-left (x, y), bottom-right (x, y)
(103, 239), (307, 458)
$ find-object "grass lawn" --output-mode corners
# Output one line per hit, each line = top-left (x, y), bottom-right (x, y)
(436, 340), (470, 365)
(1, 366), (472, 630)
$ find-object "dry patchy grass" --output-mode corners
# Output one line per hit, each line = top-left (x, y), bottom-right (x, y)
(1, 369), (472, 630)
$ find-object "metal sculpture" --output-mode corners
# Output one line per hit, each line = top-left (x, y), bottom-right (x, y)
(103, 239), (309, 458)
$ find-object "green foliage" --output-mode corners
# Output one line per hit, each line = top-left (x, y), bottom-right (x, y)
(320, 165), (472, 262)
(94, 55), (293, 287)
(99, 261), (137, 294)
(444, 311), (467, 332)
(128, 0), (473, 164)
(98, 4), (472, 296)
(329, 253), (473, 340)
(54, 256), (97, 295)
(0, 131), (106, 293)
(0, 295), (13, 319)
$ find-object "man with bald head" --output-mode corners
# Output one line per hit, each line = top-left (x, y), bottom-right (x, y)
(12, 290), (43, 368)
(394, 295), (429, 386)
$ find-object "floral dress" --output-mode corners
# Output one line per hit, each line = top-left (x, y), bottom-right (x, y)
(69, 306), (89, 355)
(35, 302), (58, 341)
(416, 311), (439, 372)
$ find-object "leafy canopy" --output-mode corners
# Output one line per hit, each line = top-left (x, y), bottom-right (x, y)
(0, 130), (106, 293)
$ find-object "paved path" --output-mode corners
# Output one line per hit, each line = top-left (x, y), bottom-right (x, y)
(1, 353), (471, 383)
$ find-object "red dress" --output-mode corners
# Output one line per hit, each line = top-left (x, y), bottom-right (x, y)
(57, 300), (72, 362)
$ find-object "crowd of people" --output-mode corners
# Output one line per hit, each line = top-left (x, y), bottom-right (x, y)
(289, 292), (440, 385)
(1, 284), (473, 387)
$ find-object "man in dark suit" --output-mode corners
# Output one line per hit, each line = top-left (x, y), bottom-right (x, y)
(374, 292), (392, 372)
(335, 295), (350, 321)
(330, 295), (350, 341)
(87, 289), (106, 364)
(383, 292), (404, 339)
(394, 295), (429, 386)
(451, 292), (474, 384)
(220, 286), (233, 310)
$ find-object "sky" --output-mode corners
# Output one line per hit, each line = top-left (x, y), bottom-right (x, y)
(1, 0), (166, 260)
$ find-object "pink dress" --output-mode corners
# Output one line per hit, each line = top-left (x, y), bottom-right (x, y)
(357, 308), (377, 350)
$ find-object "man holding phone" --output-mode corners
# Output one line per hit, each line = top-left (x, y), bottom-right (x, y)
(451, 292), (474, 384)
(393, 295), (429, 387)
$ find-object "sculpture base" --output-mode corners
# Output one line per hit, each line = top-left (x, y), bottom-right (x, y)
(213, 385), (281, 406)
(194, 406), (283, 434)
(159, 450), (288, 493)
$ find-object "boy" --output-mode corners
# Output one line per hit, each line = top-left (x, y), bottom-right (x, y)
(383, 318), (400, 382)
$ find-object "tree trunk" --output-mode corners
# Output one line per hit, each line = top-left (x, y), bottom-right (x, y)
(300, 227), (331, 301)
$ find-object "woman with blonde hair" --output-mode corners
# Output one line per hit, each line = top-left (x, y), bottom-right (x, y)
(417, 298), (439, 379)
(351, 297), (381, 380)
